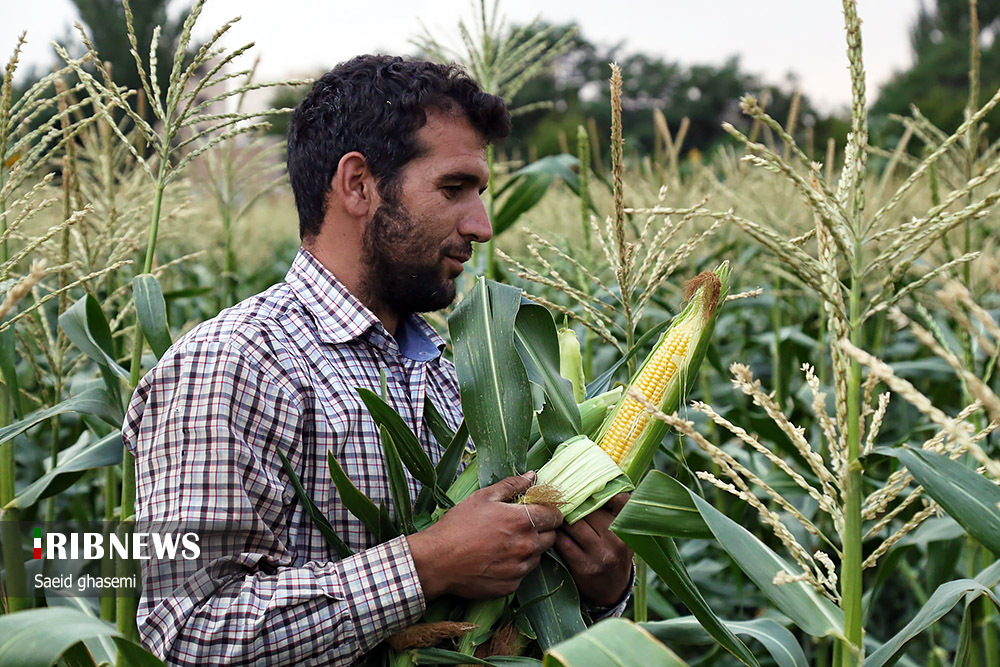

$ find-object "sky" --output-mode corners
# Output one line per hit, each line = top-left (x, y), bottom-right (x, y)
(2, 0), (924, 113)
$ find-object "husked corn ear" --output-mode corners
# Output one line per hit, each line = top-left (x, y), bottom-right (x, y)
(600, 321), (695, 464)
(594, 262), (730, 483)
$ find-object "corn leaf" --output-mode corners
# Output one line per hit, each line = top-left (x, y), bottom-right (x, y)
(865, 561), (1000, 667)
(449, 278), (532, 486)
(8, 432), (122, 510)
(132, 274), (172, 360)
(612, 471), (711, 540)
(614, 473), (846, 640)
(0, 323), (24, 419)
(642, 618), (804, 667)
(379, 424), (414, 534)
(275, 447), (352, 558)
(58, 295), (126, 413)
(611, 529), (758, 666)
(0, 387), (122, 444)
(423, 396), (456, 448)
(327, 451), (397, 544)
(515, 553), (587, 651)
(410, 648), (541, 665)
(434, 419), (470, 491)
(690, 490), (845, 639)
(0, 607), (164, 666)
(888, 446), (1000, 554)
(492, 155), (581, 236)
(543, 617), (689, 666)
(358, 388), (436, 484)
(514, 299), (581, 443)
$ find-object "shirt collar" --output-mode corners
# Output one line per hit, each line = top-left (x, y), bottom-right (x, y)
(285, 247), (445, 360)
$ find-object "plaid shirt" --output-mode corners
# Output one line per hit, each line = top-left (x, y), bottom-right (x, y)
(123, 247), (462, 665)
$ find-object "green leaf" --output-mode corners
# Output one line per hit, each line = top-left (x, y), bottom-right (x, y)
(687, 492), (845, 639)
(612, 531), (758, 666)
(358, 388), (438, 489)
(275, 447), (352, 558)
(495, 154), (579, 198)
(612, 471), (711, 539)
(435, 419), (470, 491)
(58, 295), (126, 411)
(889, 446), (1000, 554)
(423, 397), (456, 448)
(492, 155), (580, 236)
(615, 473), (844, 640)
(0, 607), (164, 666)
(409, 648), (541, 666)
(0, 322), (24, 419)
(327, 451), (398, 544)
(449, 278), (532, 486)
(379, 425), (414, 534)
(864, 562), (1000, 667)
(515, 553), (587, 651)
(514, 299), (581, 443)
(642, 618), (805, 667)
(543, 617), (689, 666)
(8, 432), (122, 510)
(59, 295), (127, 380)
(0, 387), (122, 445)
(132, 274), (172, 360)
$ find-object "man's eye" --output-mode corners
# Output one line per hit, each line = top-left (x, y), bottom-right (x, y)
(442, 185), (462, 197)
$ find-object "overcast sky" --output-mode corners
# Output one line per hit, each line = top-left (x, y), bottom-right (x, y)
(3, 0), (923, 113)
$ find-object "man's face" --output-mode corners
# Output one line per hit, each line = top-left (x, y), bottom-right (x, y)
(359, 110), (492, 315)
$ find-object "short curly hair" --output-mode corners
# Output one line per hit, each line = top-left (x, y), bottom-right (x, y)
(287, 55), (511, 240)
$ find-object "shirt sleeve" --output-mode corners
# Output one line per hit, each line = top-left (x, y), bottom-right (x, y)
(123, 331), (426, 666)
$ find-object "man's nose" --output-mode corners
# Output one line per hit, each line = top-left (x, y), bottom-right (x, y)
(460, 197), (493, 244)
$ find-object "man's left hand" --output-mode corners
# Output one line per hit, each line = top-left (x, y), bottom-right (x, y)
(553, 492), (633, 607)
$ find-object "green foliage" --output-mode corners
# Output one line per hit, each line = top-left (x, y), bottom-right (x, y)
(874, 0), (1000, 144)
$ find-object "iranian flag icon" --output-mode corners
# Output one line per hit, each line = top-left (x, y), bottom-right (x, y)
(33, 527), (41, 559)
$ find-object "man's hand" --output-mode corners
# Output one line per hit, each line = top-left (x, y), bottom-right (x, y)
(407, 472), (563, 601)
(554, 492), (633, 608)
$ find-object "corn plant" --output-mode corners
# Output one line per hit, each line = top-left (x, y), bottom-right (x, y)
(598, 1), (1000, 665)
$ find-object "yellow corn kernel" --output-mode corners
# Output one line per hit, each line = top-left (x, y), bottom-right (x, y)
(599, 324), (693, 464)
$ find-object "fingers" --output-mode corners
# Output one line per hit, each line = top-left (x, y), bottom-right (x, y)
(524, 503), (563, 532)
(554, 528), (586, 564)
(604, 492), (630, 516)
(482, 472), (536, 502)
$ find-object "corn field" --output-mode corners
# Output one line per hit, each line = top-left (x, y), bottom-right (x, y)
(1, 0), (999, 665)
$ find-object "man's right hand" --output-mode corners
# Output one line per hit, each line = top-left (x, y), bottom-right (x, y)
(407, 472), (563, 600)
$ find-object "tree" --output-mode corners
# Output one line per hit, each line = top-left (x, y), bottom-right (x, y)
(873, 0), (1000, 144)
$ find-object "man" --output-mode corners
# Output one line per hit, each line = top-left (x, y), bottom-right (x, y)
(123, 55), (632, 666)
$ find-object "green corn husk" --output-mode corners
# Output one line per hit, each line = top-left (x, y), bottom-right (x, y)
(529, 436), (632, 520)
(558, 326), (586, 402)
(445, 387), (625, 506)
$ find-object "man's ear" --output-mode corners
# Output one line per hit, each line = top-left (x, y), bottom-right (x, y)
(333, 151), (378, 219)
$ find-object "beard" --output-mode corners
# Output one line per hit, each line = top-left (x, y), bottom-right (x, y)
(359, 191), (471, 317)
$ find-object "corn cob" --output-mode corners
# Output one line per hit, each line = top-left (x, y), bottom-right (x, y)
(533, 263), (730, 523)
(596, 262), (730, 484)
